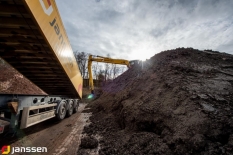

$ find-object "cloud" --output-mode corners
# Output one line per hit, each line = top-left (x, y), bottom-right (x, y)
(56, 0), (233, 60)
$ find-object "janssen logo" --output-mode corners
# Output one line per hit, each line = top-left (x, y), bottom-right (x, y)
(1, 145), (10, 154)
(39, 0), (53, 16)
(1, 145), (47, 154)
(39, 0), (74, 73)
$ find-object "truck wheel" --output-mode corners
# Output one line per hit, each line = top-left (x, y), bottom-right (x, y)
(66, 100), (74, 117)
(73, 101), (79, 113)
(56, 102), (66, 120)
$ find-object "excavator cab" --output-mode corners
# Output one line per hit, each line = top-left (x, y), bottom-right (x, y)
(129, 60), (141, 67)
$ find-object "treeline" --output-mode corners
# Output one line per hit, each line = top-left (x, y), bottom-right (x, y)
(74, 51), (127, 82)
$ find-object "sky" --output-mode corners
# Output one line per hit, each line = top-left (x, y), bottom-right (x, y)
(56, 0), (233, 60)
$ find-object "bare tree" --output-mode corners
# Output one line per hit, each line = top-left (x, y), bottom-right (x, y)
(92, 63), (101, 80)
(104, 63), (110, 82)
(74, 51), (88, 78)
(98, 70), (105, 82)
(112, 64), (120, 79)
(109, 63), (113, 79)
(103, 54), (111, 82)
(109, 64), (120, 79)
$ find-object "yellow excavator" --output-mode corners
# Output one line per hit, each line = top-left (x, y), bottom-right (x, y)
(88, 55), (139, 94)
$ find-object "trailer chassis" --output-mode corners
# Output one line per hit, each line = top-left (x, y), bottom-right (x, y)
(0, 94), (79, 134)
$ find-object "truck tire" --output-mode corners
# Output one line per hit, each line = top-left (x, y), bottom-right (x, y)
(73, 100), (79, 113)
(56, 101), (66, 120)
(66, 100), (74, 117)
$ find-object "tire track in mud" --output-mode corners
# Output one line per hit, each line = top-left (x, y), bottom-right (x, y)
(53, 104), (92, 155)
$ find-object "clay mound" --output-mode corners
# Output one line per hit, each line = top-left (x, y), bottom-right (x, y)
(82, 48), (233, 155)
(0, 60), (46, 95)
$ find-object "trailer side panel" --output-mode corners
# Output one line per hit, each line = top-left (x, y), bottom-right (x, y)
(24, 0), (82, 98)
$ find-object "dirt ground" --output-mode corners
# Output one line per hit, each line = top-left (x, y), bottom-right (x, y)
(0, 58), (46, 95)
(0, 103), (91, 155)
(79, 48), (233, 155)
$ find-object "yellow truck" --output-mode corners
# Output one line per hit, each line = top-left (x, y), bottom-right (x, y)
(0, 0), (83, 133)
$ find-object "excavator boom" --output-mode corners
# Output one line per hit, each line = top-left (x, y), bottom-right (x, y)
(88, 55), (130, 93)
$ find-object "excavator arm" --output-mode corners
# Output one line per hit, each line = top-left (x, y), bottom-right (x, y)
(88, 55), (130, 93)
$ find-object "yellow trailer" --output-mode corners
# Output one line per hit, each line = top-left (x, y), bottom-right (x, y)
(0, 0), (83, 132)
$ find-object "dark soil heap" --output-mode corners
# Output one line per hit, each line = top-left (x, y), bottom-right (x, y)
(0, 59), (46, 95)
(79, 48), (233, 155)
